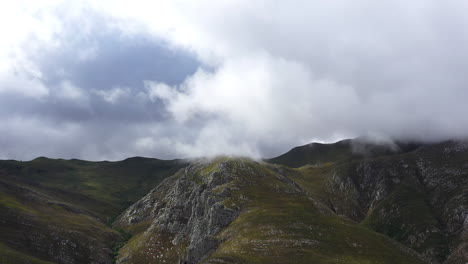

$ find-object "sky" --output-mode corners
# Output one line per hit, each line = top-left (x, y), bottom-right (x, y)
(1, 0), (468, 161)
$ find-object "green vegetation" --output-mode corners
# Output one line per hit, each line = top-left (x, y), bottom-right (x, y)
(0, 156), (185, 264)
(111, 229), (132, 263)
(118, 225), (188, 264)
(266, 140), (354, 167)
(0, 192), (35, 213)
(362, 183), (448, 261)
(204, 160), (424, 264)
(0, 179), (122, 264)
(0, 157), (186, 219)
(267, 139), (422, 168)
(279, 141), (467, 263)
(0, 242), (54, 264)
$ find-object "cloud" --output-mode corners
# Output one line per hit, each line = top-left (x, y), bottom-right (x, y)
(0, 71), (49, 98)
(57, 80), (87, 100)
(125, 0), (468, 157)
(94, 87), (130, 104)
(147, 53), (360, 157)
(0, 1), (199, 160)
(1, 0), (468, 160)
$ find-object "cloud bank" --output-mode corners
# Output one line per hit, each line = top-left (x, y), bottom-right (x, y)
(1, 0), (468, 160)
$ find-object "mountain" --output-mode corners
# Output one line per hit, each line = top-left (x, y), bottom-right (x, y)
(284, 141), (468, 263)
(113, 157), (425, 264)
(0, 139), (467, 264)
(0, 157), (187, 263)
(266, 138), (423, 168)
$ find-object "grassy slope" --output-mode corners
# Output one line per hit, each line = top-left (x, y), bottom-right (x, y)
(289, 161), (446, 260)
(0, 180), (121, 263)
(361, 182), (448, 260)
(283, 142), (468, 263)
(206, 160), (424, 264)
(0, 157), (186, 263)
(266, 140), (354, 168)
(0, 242), (54, 264)
(267, 139), (422, 168)
(0, 157), (186, 219)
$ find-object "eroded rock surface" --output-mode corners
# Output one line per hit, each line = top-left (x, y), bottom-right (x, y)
(115, 160), (245, 264)
(322, 142), (468, 263)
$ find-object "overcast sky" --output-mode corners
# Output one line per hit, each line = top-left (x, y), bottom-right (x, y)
(1, 0), (468, 160)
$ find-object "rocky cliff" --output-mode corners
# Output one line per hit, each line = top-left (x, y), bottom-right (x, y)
(114, 159), (242, 263)
(281, 141), (468, 264)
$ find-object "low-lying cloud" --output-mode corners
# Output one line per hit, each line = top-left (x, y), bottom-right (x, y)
(1, 1), (468, 160)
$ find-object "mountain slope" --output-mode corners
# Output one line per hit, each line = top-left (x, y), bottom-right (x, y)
(267, 138), (422, 168)
(114, 158), (426, 264)
(0, 177), (120, 264)
(1, 139), (467, 264)
(283, 141), (468, 263)
(0, 157), (186, 264)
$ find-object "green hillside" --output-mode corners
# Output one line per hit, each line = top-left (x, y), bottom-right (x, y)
(267, 138), (421, 168)
(0, 157), (186, 263)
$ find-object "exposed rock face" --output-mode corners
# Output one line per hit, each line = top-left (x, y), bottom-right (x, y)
(322, 141), (468, 264)
(115, 160), (243, 264)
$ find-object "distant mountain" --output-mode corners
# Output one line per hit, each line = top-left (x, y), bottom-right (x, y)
(1, 139), (467, 264)
(266, 138), (423, 168)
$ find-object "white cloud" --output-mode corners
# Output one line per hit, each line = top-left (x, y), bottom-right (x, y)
(148, 53), (361, 156)
(0, 1), (78, 99)
(94, 86), (130, 104)
(2, 0), (468, 159)
(145, 81), (177, 103)
(57, 80), (86, 100)
(0, 71), (49, 98)
(77, 46), (99, 61)
(125, 0), (468, 157)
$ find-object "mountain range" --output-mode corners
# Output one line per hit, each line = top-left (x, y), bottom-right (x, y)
(0, 139), (467, 264)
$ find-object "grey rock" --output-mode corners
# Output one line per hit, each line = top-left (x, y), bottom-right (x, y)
(115, 160), (244, 264)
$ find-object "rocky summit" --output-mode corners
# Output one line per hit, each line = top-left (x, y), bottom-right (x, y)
(0, 139), (467, 264)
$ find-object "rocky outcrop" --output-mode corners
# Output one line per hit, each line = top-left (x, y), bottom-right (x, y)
(115, 155), (432, 264)
(115, 160), (244, 264)
(322, 141), (468, 264)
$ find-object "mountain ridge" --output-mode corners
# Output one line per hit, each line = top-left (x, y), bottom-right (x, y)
(1, 139), (467, 263)
(266, 138), (428, 168)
